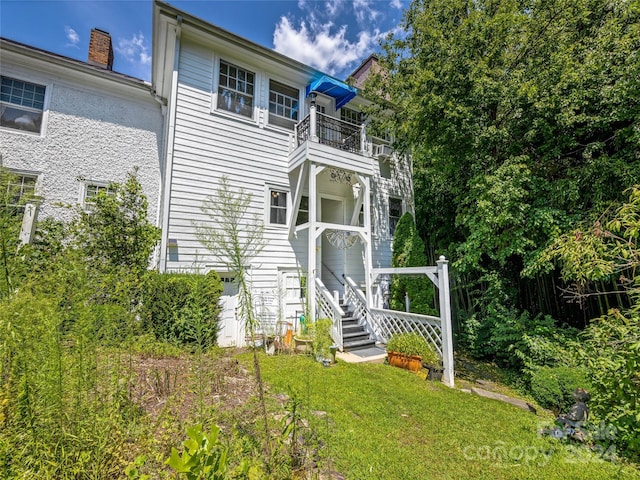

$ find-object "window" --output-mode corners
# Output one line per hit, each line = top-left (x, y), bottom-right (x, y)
(340, 107), (362, 126)
(358, 199), (376, 236)
(269, 189), (287, 225)
(0, 76), (46, 134)
(218, 60), (254, 118)
(269, 80), (299, 129)
(295, 195), (309, 225)
(5, 173), (37, 213)
(379, 159), (392, 179)
(84, 182), (115, 209)
(389, 197), (403, 235)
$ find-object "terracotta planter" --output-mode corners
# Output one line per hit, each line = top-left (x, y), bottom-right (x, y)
(387, 351), (422, 373)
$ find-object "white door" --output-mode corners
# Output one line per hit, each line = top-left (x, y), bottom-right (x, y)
(217, 277), (244, 347)
(279, 270), (304, 334)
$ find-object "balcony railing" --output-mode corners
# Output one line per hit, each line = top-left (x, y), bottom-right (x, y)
(295, 112), (364, 154)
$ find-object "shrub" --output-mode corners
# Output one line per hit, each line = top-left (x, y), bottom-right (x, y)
(530, 366), (590, 413)
(307, 318), (333, 359)
(577, 310), (640, 459)
(141, 271), (223, 348)
(386, 332), (439, 365)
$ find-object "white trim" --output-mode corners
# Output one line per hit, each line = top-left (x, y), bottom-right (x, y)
(265, 183), (290, 228)
(213, 57), (258, 122)
(0, 73), (52, 138)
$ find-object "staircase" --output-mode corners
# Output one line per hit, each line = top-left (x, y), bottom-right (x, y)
(340, 302), (376, 352)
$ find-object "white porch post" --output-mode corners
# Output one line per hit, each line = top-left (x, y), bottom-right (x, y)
(362, 176), (373, 309)
(309, 93), (318, 143)
(437, 256), (455, 387)
(307, 162), (318, 322)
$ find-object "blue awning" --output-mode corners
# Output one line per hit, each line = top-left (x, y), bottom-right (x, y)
(305, 75), (357, 110)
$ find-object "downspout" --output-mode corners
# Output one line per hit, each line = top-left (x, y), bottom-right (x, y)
(158, 15), (182, 273)
(151, 97), (167, 269)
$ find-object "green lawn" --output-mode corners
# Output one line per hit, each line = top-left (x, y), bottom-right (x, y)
(257, 354), (639, 480)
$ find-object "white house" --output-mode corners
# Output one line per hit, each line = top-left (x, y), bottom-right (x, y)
(151, 1), (417, 350)
(0, 3), (454, 384)
(0, 30), (163, 234)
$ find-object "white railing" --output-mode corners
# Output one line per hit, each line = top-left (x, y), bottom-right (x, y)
(314, 277), (344, 350)
(343, 276), (370, 326)
(369, 308), (443, 357)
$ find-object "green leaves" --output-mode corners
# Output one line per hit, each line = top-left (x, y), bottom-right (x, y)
(166, 424), (229, 479)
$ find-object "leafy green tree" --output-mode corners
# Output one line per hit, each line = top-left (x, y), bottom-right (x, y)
(366, 0), (640, 352)
(390, 212), (436, 315)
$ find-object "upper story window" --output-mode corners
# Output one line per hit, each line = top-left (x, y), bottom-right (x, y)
(340, 107), (362, 126)
(218, 60), (254, 118)
(269, 80), (299, 130)
(295, 195), (309, 225)
(389, 197), (403, 236)
(269, 189), (287, 225)
(0, 76), (46, 134)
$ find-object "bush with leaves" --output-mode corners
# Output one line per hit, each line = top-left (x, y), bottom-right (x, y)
(141, 271), (223, 348)
(529, 186), (640, 459)
(576, 310), (639, 459)
(0, 170), (162, 476)
(530, 366), (591, 413)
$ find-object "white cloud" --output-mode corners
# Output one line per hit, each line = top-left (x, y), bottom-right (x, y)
(353, 0), (381, 25)
(390, 0), (402, 9)
(273, 16), (382, 76)
(325, 0), (346, 18)
(115, 33), (151, 66)
(65, 26), (80, 48)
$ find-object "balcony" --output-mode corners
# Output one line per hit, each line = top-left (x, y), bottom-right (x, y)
(289, 109), (373, 176)
(296, 112), (363, 154)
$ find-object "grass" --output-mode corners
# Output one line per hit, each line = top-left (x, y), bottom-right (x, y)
(256, 354), (640, 480)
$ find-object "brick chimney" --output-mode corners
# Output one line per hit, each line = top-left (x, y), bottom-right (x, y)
(88, 28), (114, 70)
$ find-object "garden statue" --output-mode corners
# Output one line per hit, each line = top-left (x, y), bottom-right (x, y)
(541, 388), (591, 442)
(557, 388), (590, 427)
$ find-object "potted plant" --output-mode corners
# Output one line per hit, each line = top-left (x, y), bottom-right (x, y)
(293, 318), (333, 361)
(386, 332), (439, 374)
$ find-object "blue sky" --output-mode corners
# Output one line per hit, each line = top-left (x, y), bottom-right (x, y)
(1, 0), (409, 81)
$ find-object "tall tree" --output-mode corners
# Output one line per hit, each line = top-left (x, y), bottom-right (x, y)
(366, 0), (640, 338)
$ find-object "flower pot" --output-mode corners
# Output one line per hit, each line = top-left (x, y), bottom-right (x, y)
(387, 351), (422, 373)
(293, 336), (313, 354)
(423, 363), (444, 381)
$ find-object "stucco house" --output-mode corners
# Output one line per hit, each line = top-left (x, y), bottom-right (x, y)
(0, 30), (163, 239)
(151, 1), (420, 350)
